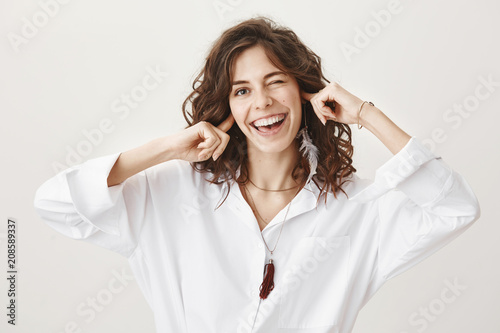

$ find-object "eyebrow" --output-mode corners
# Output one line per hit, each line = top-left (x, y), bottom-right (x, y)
(231, 71), (287, 86)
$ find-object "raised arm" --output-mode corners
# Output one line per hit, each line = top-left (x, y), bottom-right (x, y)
(107, 114), (235, 187)
(302, 81), (480, 283)
(301, 81), (411, 155)
(356, 103), (411, 155)
(106, 137), (175, 187)
(34, 113), (235, 256)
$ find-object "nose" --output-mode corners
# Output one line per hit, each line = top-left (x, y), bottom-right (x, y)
(253, 88), (273, 110)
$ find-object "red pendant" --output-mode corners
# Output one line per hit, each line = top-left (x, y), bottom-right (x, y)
(259, 259), (275, 299)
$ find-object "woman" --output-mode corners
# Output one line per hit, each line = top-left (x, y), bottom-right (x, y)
(34, 16), (480, 332)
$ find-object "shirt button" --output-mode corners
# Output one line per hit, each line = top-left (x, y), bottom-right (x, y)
(251, 290), (257, 297)
(257, 243), (264, 249)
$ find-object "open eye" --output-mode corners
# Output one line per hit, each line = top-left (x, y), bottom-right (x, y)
(235, 88), (249, 96)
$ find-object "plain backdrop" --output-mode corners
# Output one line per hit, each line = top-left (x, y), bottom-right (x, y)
(1, 0), (499, 332)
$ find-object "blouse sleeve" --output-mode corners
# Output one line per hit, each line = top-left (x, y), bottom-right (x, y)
(33, 153), (151, 258)
(348, 136), (481, 282)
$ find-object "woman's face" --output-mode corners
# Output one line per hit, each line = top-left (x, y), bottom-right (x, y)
(228, 45), (303, 154)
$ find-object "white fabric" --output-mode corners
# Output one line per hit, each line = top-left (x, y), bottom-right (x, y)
(33, 136), (480, 333)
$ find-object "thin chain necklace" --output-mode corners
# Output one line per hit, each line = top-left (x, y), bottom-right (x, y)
(243, 184), (299, 247)
(243, 182), (303, 331)
(244, 186), (271, 229)
(247, 177), (300, 192)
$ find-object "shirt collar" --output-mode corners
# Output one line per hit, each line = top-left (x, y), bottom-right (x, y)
(221, 171), (321, 234)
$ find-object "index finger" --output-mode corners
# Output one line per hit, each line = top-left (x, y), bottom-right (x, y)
(301, 90), (315, 103)
(217, 112), (235, 132)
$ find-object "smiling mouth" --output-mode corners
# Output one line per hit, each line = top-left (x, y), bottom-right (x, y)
(251, 113), (287, 131)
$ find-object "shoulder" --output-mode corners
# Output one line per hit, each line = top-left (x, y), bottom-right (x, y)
(144, 159), (218, 190)
(311, 171), (369, 201)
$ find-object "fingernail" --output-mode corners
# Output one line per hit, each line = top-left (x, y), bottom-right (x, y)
(321, 118), (326, 126)
(212, 153), (219, 161)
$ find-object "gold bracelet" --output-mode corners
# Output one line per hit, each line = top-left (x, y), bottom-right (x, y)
(357, 101), (374, 129)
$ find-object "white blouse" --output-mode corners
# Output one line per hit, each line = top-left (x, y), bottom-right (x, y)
(33, 136), (480, 333)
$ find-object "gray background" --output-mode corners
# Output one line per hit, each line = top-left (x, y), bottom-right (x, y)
(1, 0), (498, 332)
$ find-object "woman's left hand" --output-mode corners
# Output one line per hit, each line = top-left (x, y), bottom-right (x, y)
(301, 82), (365, 126)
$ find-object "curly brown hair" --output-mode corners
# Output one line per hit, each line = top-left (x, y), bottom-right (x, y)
(181, 16), (356, 209)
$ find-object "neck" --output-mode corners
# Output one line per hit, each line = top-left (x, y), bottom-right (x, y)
(245, 139), (304, 191)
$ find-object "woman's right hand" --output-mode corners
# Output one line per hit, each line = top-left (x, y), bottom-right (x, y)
(107, 113), (235, 187)
(170, 113), (235, 162)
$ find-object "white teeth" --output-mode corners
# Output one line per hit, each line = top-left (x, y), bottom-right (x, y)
(253, 114), (285, 127)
